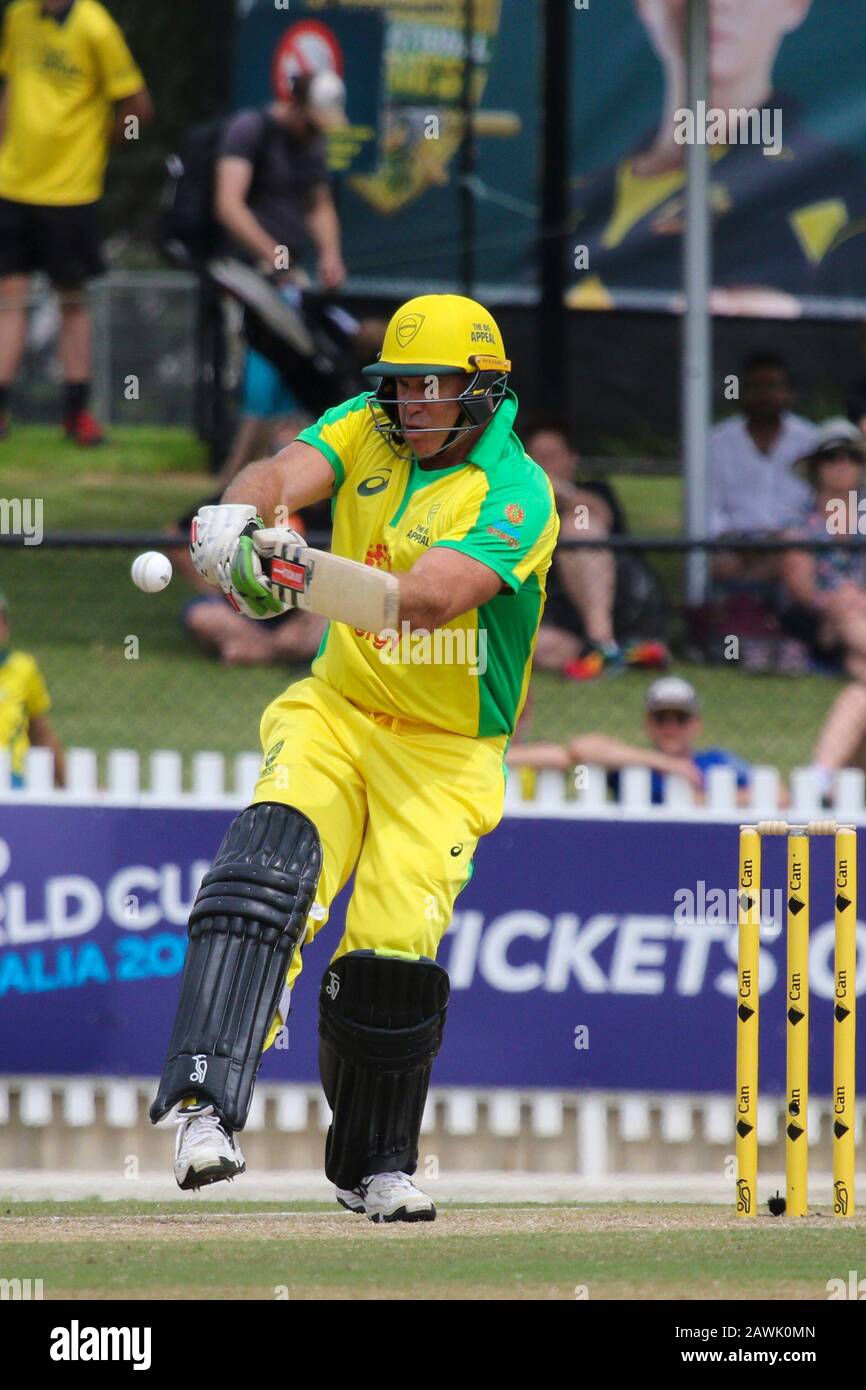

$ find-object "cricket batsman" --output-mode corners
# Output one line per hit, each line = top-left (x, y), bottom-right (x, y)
(150, 294), (559, 1221)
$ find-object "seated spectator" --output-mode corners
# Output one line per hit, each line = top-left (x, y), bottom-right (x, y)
(845, 385), (866, 438)
(709, 352), (817, 584)
(165, 436), (327, 666)
(0, 592), (65, 786)
(805, 682), (866, 805)
(507, 675), (756, 806)
(777, 420), (866, 678)
(525, 421), (669, 679)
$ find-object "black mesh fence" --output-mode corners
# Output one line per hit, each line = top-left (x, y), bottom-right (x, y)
(2, 532), (864, 784)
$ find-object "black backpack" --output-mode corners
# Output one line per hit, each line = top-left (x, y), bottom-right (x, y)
(159, 112), (268, 267)
(159, 118), (225, 266)
(243, 289), (363, 418)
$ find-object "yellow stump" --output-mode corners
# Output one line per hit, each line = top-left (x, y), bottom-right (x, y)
(736, 826), (761, 1216)
(785, 832), (809, 1215)
(833, 827), (856, 1217)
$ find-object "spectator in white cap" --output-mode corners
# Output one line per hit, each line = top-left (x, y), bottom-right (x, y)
(508, 675), (754, 806)
(777, 418), (866, 676)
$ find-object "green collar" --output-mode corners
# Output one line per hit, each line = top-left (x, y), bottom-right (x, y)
(406, 387), (518, 475)
(466, 387), (518, 470)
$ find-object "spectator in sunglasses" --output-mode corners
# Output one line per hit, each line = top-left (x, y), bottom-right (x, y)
(507, 675), (754, 806)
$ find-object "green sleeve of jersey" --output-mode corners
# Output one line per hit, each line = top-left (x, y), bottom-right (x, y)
(431, 468), (558, 593)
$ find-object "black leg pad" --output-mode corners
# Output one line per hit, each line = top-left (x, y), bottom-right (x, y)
(150, 802), (322, 1130)
(318, 950), (450, 1188)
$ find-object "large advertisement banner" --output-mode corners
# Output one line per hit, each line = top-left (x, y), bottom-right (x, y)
(233, 0), (537, 292)
(568, 0), (866, 319)
(2, 806), (864, 1095)
(234, 5), (384, 177)
(235, 0), (866, 316)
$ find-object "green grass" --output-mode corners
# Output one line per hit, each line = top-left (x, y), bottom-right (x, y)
(0, 430), (843, 770)
(0, 425), (206, 481)
(1, 1202), (862, 1299)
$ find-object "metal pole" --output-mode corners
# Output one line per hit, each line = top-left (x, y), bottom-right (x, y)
(460, 0), (476, 295)
(682, 0), (712, 603)
(539, 0), (570, 412)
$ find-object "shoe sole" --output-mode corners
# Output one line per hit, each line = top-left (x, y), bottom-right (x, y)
(176, 1157), (245, 1192)
(368, 1205), (436, 1224)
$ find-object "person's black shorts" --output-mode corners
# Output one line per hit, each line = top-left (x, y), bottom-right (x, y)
(777, 600), (845, 664)
(0, 197), (104, 287)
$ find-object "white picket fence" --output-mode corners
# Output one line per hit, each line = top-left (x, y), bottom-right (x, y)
(1, 1077), (863, 1180)
(2, 746), (866, 823)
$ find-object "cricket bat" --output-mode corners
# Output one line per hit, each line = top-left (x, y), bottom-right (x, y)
(255, 531), (400, 633)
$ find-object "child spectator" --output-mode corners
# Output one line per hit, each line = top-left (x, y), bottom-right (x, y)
(0, 592), (65, 786)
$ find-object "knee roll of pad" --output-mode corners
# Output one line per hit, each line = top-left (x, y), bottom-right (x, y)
(150, 801), (322, 1130)
(318, 950), (450, 1188)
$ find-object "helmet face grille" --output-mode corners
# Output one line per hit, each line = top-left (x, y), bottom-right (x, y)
(366, 369), (509, 461)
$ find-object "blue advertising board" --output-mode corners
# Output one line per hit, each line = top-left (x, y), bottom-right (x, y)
(1, 806), (863, 1094)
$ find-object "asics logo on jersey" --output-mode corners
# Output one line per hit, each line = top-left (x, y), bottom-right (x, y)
(357, 472), (392, 496)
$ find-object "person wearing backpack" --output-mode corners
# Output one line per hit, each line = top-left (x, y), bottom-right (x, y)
(212, 72), (348, 481)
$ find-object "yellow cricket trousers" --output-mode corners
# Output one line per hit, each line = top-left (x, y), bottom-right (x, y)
(252, 675), (508, 1045)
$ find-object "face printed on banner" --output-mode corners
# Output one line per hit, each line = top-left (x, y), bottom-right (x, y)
(634, 0), (812, 96)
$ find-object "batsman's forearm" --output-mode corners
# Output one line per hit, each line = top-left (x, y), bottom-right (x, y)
(395, 568), (450, 630)
(222, 458), (287, 523)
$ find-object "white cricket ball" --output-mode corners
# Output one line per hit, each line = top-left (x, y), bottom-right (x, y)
(131, 551), (173, 594)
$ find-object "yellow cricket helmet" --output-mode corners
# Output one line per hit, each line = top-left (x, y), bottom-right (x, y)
(362, 293), (511, 458)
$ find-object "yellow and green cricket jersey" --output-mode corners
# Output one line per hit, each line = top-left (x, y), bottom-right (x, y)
(297, 388), (559, 738)
(0, 0), (145, 205)
(0, 649), (51, 780)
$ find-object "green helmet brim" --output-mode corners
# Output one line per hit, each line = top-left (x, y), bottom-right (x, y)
(361, 361), (467, 378)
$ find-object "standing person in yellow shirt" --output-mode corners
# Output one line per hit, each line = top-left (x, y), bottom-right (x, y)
(0, 0), (152, 444)
(0, 592), (65, 786)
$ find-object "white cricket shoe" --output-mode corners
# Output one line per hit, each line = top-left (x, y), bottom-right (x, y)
(335, 1186), (367, 1215)
(174, 1104), (245, 1191)
(358, 1171), (436, 1223)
